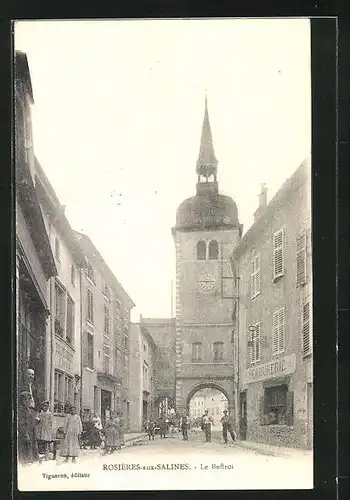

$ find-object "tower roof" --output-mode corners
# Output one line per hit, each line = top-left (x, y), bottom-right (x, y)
(196, 96), (218, 179)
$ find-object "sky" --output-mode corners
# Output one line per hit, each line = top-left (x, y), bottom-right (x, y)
(15, 19), (311, 321)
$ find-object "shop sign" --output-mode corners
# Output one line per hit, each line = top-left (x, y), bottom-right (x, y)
(245, 354), (296, 384)
(55, 338), (74, 375)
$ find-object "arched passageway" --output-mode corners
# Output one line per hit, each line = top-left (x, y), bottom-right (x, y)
(187, 386), (229, 429)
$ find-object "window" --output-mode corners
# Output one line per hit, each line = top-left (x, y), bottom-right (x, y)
(209, 240), (219, 260)
(102, 283), (111, 300)
(103, 345), (110, 373)
(273, 307), (285, 355)
(250, 323), (260, 363)
(273, 229), (284, 280)
(104, 305), (110, 336)
(71, 265), (75, 286)
(260, 385), (293, 426)
(54, 370), (74, 414)
(251, 253), (261, 298)
(296, 232), (307, 286)
(54, 281), (75, 344)
(86, 259), (95, 283)
(302, 301), (312, 356)
(55, 237), (60, 262)
(213, 341), (224, 362)
(192, 342), (202, 361)
(85, 331), (94, 369)
(87, 289), (94, 323)
(124, 336), (128, 351)
(66, 296), (74, 344)
(196, 240), (206, 260)
(143, 362), (148, 391)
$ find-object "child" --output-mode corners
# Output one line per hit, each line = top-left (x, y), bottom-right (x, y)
(104, 414), (119, 454)
(36, 400), (53, 459)
(60, 405), (82, 463)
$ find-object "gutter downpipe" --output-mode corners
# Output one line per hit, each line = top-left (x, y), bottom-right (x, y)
(79, 267), (83, 417)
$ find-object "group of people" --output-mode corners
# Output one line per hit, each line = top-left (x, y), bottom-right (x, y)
(81, 412), (125, 454)
(144, 409), (236, 445)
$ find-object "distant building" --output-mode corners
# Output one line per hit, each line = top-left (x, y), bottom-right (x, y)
(231, 159), (312, 449)
(129, 323), (156, 431)
(15, 51), (57, 402)
(139, 317), (176, 415)
(35, 160), (85, 429)
(74, 232), (135, 428)
(189, 388), (228, 426)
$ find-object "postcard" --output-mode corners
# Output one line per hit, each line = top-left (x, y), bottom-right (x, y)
(15, 18), (313, 491)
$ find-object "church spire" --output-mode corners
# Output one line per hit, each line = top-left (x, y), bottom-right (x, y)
(196, 95), (218, 183)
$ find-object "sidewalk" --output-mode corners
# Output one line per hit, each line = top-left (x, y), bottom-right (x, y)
(234, 439), (313, 458)
(123, 433), (147, 445)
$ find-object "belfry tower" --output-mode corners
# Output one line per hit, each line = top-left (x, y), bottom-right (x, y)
(172, 97), (243, 414)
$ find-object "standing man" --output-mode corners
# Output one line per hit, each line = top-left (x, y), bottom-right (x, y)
(220, 410), (236, 444)
(201, 410), (213, 443)
(22, 368), (38, 410)
(180, 411), (190, 441)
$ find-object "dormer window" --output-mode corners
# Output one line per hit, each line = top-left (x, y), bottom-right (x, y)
(197, 240), (206, 260)
(208, 240), (219, 260)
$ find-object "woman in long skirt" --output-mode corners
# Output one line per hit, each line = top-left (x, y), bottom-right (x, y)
(104, 415), (119, 454)
(36, 400), (53, 459)
(60, 405), (82, 463)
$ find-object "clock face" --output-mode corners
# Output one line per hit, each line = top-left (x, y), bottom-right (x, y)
(198, 273), (216, 292)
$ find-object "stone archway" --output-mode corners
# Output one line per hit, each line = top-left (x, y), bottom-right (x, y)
(175, 378), (234, 416)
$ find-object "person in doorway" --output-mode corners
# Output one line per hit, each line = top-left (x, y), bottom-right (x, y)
(104, 413), (119, 454)
(201, 410), (213, 443)
(180, 412), (190, 441)
(220, 410), (236, 444)
(117, 412), (125, 448)
(18, 391), (39, 465)
(36, 400), (53, 459)
(22, 368), (38, 410)
(60, 405), (83, 463)
(90, 413), (102, 449)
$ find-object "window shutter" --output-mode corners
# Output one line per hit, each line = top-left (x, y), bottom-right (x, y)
(302, 302), (311, 355)
(278, 308), (285, 353)
(83, 332), (88, 366)
(256, 255), (261, 294)
(296, 232), (307, 286)
(272, 310), (279, 354)
(273, 230), (284, 279)
(259, 396), (266, 425)
(286, 391), (294, 426)
(255, 323), (260, 361)
(251, 258), (256, 298)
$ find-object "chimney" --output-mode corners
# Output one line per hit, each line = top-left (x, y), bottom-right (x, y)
(254, 183), (268, 222)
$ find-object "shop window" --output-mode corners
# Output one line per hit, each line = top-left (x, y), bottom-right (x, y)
(208, 240), (219, 260)
(296, 231), (307, 286)
(196, 240), (206, 260)
(192, 342), (202, 361)
(273, 229), (284, 280)
(260, 385), (293, 426)
(251, 253), (261, 299)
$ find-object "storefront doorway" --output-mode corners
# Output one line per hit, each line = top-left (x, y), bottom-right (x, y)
(101, 389), (112, 425)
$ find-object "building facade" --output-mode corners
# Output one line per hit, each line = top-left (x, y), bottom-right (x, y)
(35, 161), (85, 429)
(139, 317), (176, 415)
(231, 159), (313, 449)
(172, 97), (242, 415)
(75, 232), (135, 428)
(15, 51), (57, 402)
(129, 323), (156, 431)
